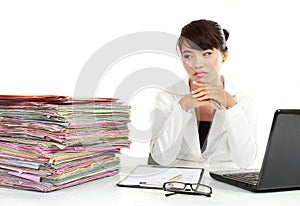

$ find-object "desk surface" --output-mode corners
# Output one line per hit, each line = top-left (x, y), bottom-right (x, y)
(1, 155), (299, 206)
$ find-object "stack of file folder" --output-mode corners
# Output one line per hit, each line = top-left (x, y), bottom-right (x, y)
(0, 95), (131, 192)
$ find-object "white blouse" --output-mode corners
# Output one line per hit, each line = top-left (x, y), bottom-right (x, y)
(150, 77), (257, 169)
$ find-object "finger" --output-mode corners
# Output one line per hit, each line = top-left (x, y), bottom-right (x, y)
(210, 101), (221, 110)
(193, 88), (223, 100)
(191, 83), (220, 94)
(191, 85), (208, 94)
(192, 91), (209, 99)
(195, 99), (212, 107)
(193, 87), (219, 98)
(197, 94), (210, 101)
(210, 99), (224, 110)
(191, 88), (207, 96)
(192, 80), (206, 87)
(195, 99), (208, 107)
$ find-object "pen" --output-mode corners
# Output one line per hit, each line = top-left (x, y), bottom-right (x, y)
(169, 174), (182, 181)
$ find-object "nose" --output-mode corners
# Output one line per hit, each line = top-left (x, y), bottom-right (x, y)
(192, 55), (204, 69)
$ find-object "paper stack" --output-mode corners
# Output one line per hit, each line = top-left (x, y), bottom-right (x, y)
(0, 95), (131, 192)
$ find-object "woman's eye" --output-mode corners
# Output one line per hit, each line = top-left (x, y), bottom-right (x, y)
(203, 52), (212, 56)
(183, 55), (192, 59)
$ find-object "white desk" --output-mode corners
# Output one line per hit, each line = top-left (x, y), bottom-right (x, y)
(1, 155), (299, 206)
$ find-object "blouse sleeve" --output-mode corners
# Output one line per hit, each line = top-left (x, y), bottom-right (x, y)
(150, 91), (192, 166)
(225, 91), (258, 168)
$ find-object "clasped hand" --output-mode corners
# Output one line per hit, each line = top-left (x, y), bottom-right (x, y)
(179, 80), (226, 112)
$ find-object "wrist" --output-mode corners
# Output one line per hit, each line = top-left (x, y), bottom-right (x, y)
(225, 92), (237, 109)
(179, 96), (190, 112)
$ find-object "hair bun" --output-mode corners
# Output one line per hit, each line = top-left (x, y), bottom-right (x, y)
(223, 29), (229, 41)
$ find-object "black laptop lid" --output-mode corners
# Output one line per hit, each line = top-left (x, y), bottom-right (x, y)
(258, 109), (300, 190)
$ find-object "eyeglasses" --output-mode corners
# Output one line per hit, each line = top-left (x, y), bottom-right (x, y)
(163, 181), (212, 197)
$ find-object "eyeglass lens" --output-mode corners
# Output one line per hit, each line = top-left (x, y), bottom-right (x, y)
(164, 182), (211, 194)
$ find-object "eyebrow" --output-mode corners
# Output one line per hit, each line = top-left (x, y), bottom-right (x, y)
(182, 50), (192, 54)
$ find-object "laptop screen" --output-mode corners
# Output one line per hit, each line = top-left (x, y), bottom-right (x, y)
(259, 109), (300, 190)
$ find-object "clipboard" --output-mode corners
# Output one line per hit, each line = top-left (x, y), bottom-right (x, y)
(117, 165), (204, 189)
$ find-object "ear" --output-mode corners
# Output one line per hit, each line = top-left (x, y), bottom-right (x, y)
(222, 50), (228, 63)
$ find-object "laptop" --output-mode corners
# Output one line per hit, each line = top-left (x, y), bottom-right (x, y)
(209, 109), (300, 192)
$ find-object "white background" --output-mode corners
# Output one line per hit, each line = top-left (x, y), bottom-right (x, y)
(1, 0), (300, 168)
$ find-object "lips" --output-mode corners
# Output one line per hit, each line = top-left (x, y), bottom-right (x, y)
(194, 71), (207, 78)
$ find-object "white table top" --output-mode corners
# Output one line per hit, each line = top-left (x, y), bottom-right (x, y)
(1, 155), (300, 206)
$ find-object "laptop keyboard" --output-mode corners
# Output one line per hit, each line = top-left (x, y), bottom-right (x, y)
(223, 172), (260, 185)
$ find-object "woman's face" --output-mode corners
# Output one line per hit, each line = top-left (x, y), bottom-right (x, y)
(181, 42), (226, 83)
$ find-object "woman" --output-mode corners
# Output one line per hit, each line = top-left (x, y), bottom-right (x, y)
(149, 19), (257, 168)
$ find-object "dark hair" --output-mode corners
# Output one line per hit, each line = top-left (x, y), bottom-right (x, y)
(177, 19), (229, 53)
